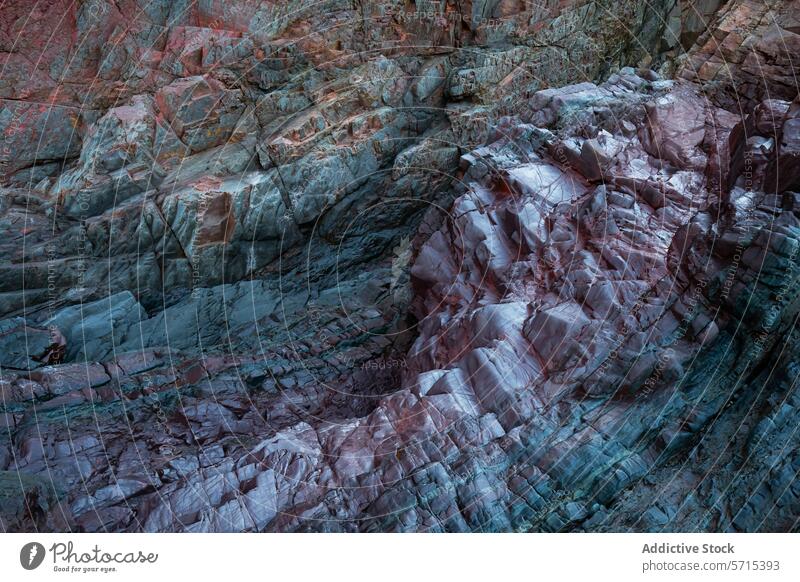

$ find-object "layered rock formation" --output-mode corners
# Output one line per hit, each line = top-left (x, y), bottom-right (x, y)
(1, 0), (799, 532)
(680, 0), (800, 108)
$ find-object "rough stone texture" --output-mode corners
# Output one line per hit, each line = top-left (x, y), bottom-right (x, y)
(680, 0), (800, 108)
(1, 0), (799, 533)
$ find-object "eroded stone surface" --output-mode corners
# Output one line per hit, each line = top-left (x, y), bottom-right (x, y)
(1, 0), (799, 533)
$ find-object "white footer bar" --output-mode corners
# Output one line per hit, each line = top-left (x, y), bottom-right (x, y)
(1, 533), (797, 581)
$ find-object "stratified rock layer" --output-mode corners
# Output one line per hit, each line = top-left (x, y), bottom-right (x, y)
(680, 0), (800, 108)
(1, 0), (799, 532)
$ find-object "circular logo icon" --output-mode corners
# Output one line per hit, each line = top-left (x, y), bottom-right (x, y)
(20, 542), (46, 570)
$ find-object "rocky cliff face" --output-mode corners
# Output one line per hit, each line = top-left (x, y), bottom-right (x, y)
(1, 0), (799, 532)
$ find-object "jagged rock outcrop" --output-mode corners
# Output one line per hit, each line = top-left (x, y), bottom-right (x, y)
(680, 0), (800, 108)
(1, 0), (799, 532)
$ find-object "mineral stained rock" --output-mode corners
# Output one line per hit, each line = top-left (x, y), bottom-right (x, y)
(1, 0), (799, 532)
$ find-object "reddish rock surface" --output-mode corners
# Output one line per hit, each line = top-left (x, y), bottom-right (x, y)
(0, 0), (799, 533)
(680, 0), (800, 108)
